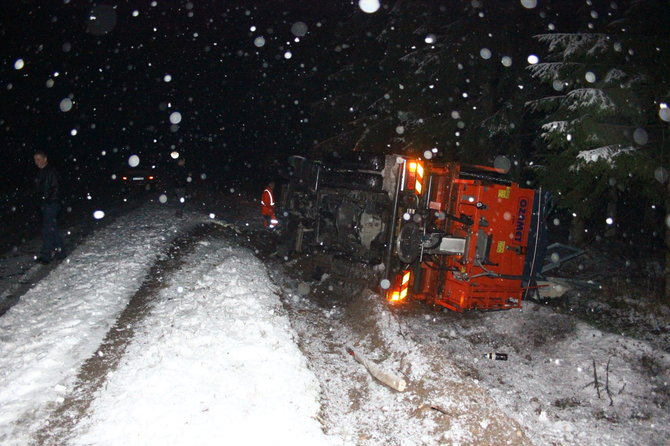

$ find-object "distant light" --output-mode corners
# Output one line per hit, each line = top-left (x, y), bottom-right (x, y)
(93, 210), (105, 220)
(14, 58), (24, 70)
(359, 0), (380, 14)
(425, 34), (436, 44)
(250, 25), (257, 32)
(527, 54), (539, 64)
(606, 217), (614, 225)
(70, 129), (78, 136)
(209, 213), (216, 219)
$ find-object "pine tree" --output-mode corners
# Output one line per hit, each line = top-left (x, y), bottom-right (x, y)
(312, 0), (547, 165)
(527, 1), (669, 247)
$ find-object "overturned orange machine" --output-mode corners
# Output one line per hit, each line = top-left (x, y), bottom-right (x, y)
(385, 159), (550, 311)
(281, 153), (550, 312)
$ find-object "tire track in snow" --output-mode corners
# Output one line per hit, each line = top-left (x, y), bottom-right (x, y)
(34, 223), (221, 446)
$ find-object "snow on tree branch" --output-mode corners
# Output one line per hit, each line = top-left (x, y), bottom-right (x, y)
(573, 144), (636, 169)
(527, 62), (563, 80)
(541, 120), (570, 137)
(525, 96), (563, 113)
(535, 33), (609, 59)
(565, 88), (616, 113)
(603, 68), (627, 84)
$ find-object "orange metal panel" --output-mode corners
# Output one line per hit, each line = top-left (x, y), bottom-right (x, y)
(416, 175), (536, 311)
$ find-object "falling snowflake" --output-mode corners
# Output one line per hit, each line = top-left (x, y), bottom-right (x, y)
(59, 98), (73, 112)
(359, 0), (380, 14)
(169, 111), (182, 124)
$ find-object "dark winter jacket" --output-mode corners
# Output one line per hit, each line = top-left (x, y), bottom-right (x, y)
(35, 164), (61, 204)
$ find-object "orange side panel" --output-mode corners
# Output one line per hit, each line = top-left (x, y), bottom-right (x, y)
(416, 177), (535, 311)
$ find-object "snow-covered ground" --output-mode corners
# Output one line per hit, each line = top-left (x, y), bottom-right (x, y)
(0, 194), (668, 445)
(0, 201), (335, 445)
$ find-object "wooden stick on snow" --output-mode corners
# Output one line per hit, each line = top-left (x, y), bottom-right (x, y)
(346, 346), (407, 392)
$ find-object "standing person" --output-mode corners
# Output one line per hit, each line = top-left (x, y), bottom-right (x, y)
(173, 157), (188, 217)
(260, 181), (278, 228)
(34, 150), (64, 263)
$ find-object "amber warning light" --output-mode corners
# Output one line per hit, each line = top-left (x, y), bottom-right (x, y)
(387, 270), (411, 303)
(405, 161), (424, 195)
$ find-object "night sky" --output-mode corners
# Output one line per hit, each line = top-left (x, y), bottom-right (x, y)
(1, 0), (357, 193)
(2, 0), (665, 201)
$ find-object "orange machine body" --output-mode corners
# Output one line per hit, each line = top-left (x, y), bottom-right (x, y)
(386, 160), (545, 312)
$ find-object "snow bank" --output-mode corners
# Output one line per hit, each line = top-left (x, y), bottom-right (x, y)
(70, 235), (334, 445)
(0, 203), (182, 444)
